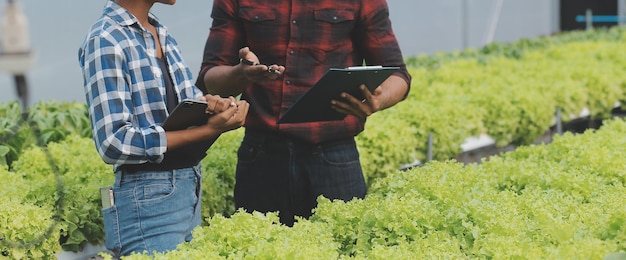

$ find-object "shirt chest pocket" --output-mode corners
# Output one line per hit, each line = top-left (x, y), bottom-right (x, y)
(238, 7), (278, 43)
(311, 9), (356, 52)
(239, 7), (276, 22)
(314, 9), (355, 24)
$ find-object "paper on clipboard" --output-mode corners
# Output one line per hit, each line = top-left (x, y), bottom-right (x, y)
(277, 66), (399, 124)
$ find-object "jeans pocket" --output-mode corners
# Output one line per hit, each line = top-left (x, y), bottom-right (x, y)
(102, 206), (121, 257)
(142, 184), (173, 201)
(319, 141), (360, 166)
(136, 178), (175, 203)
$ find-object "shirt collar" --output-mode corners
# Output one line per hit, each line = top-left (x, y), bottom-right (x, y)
(103, 0), (162, 30)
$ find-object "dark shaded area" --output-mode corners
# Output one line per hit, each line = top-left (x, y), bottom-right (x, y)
(561, 0), (618, 31)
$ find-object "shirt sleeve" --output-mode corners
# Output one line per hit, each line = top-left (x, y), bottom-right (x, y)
(196, 0), (245, 91)
(79, 32), (167, 165)
(359, 0), (412, 91)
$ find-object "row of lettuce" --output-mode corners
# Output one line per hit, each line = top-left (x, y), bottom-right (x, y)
(125, 118), (626, 259)
(0, 26), (625, 258)
(4, 117), (626, 259)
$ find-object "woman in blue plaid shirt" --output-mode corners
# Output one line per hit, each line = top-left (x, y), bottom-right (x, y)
(78, 0), (249, 257)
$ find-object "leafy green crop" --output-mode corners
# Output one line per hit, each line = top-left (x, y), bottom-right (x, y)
(0, 100), (90, 168)
(119, 118), (626, 259)
(199, 129), (243, 221)
(9, 135), (112, 252)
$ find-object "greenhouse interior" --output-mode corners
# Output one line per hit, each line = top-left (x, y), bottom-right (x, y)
(1, 0), (625, 259)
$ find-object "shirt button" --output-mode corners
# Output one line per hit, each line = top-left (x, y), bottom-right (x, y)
(286, 80), (291, 85)
(289, 50), (294, 55)
(333, 16), (338, 20)
(153, 68), (161, 78)
(254, 15), (259, 20)
(147, 49), (154, 56)
(292, 20), (297, 24)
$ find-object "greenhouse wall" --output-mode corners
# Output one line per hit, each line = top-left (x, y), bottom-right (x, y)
(0, 0), (621, 105)
(388, 0), (560, 57)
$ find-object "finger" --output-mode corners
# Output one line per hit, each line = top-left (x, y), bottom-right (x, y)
(246, 66), (272, 82)
(358, 84), (376, 103)
(236, 100), (249, 110)
(234, 101), (250, 123)
(228, 96), (237, 107)
(204, 95), (216, 114)
(340, 92), (364, 106)
(214, 97), (235, 113)
(331, 99), (367, 118)
(222, 102), (239, 119)
(239, 47), (261, 66)
(206, 101), (217, 115)
(267, 65), (282, 76)
(330, 100), (350, 114)
(239, 47), (250, 59)
(209, 96), (231, 114)
(202, 94), (216, 103)
(247, 64), (268, 74)
(209, 104), (237, 124)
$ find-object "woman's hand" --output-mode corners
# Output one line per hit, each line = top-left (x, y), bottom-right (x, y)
(200, 94), (236, 115)
(204, 99), (249, 133)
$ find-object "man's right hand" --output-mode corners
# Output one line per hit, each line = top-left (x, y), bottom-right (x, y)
(239, 47), (285, 82)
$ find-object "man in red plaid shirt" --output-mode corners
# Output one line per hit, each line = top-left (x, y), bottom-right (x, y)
(197, 0), (412, 226)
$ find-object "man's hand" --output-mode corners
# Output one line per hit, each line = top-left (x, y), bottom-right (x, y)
(330, 84), (384, 119)
(239, 47), (285, 82)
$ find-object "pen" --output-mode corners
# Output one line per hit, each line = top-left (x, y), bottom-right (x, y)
(240, 58), (258, 66)
(268, 67), (281, 75)
(240, 58), (281, 75)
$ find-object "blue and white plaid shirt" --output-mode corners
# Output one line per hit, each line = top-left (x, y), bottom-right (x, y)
(78, 0), (203, 168)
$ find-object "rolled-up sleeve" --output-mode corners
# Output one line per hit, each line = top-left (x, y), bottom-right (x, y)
(360, 0), (412, 92)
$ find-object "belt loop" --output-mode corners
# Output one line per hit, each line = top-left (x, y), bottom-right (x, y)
(171, 169), (177, 186)
(114, 171), (122, 188)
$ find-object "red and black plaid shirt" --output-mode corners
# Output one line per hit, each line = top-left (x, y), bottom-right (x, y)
(198, 0), (411, 144)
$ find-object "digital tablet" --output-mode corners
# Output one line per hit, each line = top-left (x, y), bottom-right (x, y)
(162, 99), (220, 159)
(277, 66), (399, 124)
(162, 99), (210, 131)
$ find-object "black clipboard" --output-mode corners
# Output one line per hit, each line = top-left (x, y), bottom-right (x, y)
(277, 66), (399, 124)
(162, 99), (210, 131)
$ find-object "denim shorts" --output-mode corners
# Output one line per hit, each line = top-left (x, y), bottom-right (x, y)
(234, 131), (367, 226)
(102, 165), (202, 257)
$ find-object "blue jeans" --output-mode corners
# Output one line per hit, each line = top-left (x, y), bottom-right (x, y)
(102, 166), (202, 257)
(234, 130), (367, 226)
